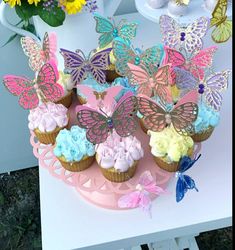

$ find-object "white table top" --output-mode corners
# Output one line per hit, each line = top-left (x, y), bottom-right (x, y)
(39, 13), (232, 250)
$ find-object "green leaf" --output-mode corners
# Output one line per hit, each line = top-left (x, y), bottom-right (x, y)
(38, 4), (65, 27)
(0, 33), (18, 48)
(15, 1), (37, 21)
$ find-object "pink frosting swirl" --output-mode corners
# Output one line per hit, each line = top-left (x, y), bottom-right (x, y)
(28, 102), (68, 132)
(96, 131), (144, 172)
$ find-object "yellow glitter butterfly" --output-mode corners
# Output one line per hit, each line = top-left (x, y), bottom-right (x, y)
(175, 0), (190, 5)
(210, 0), (232, 43)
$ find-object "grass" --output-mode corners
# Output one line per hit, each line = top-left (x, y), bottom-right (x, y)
(0, 167), (232, 250)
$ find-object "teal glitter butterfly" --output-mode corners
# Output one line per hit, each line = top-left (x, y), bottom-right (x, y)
(94, 13), (138, 48)
(113, 37), (164, 76)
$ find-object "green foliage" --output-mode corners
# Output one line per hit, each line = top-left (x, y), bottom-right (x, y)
(15, 1), (38, 21)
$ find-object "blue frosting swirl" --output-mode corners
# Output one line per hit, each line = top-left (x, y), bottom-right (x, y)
(193, 102), (220, 133)
(54, 126), (95, 162)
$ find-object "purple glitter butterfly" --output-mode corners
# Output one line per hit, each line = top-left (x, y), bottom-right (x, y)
(60, 48), (111, 85)
(174, 67), (231, 111)
(159, 15), (209, 53)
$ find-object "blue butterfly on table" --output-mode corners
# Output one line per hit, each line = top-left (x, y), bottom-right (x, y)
(94, 13), (138, 48)
(176, 154), (201, 202)
(112, 37), (164, 76)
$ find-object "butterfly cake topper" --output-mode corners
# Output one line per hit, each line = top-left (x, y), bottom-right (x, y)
(163, 46), (218, 82)
(127, 62), (172, 104)
(3, 61), (63, 110)
(174, 67), (231, 111)
(138, 90), (199, 136)
(118, 171), (167, 215)
(77, 85), (123, 109)
(176, 154), (201, 202)
(210, 0), (232, 43)
(76, 92), (138, 144)
(159, 15), (210, 53)
(21, 32), (57, 72)
(94, 13), (138, 48)
(60, 48), (111, 86)
(113, 37), (164, 76)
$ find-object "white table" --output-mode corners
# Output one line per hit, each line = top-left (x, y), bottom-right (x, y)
(39, 13), (232, 250)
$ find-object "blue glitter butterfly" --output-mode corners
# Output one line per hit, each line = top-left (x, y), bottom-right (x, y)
(176, 154), (201, 202)
(94, 13), (138, 48)
(113, 37), (164, 76)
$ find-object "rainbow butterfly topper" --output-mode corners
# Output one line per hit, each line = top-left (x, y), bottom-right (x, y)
(21, 32), (57, 72)
(127, 63), (172, 104)
(76, 92), (138, 144)
(174, 67), (231, 111)
(3, 61), (63, 110)
(176, 154), (201, 202)
(210, 0), (232, 43)
(94, 13), (138, 48)
(138, 90), (199, 136)
(163, 46), (218, 82)
(77, 85), (123, 109)
(60, 48), (111, 86)
(118, 171), (167, 214)
(113, 37), (164, 76)
(159, 15), (210, 53)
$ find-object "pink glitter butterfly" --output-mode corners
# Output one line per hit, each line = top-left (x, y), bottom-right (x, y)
(77, 85), (123, 109)
(21, 32), (57, 72)
(3, 61), (63, 110)
(163, 46), (217, 82)
(127, 63), (172, 103)
(159, 15), (209, 53)
(76, 92), (138, 144)
(138, 90), (198, 135)
(118, 171), (166, 213)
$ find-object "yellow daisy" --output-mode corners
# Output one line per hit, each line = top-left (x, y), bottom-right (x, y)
(59, 0), (87, 15)
(28, 0), (41, 6)
(5, 0), (21, 8)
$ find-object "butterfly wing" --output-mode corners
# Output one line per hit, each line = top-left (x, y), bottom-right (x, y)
(185, 17), (209, 53)
(138, 96), (167, 132)
(171, 90), (198, 135)
(37, 62), (63, 102)
(127, 63), (152, 97)
(42, 32), (58, 64)
(89, 48), (111, 84)
(190, 46), (218, 80)
(141, 44), (164, 74)
(211, 19), (232, 43)
(94, 13), (114, 48)
(174, 67), (198, 90)
(104, 86), (123, 104)
(178, 154), (201, 173)
(112, 92), (138, 137)
(118, 20), (138, 41)
(76, 106), (109, 144)
(204, 70), (231, 111)
(3, 75), (38, 109)
(210, 0), (228, 27)
(60, 48), (86, 85)
(153, 65), (172, 103)
(113, 37), (136, 75)
(21, 36), (44, 72)
(118, 191), (141, 208)
(159, 15), (180, 49)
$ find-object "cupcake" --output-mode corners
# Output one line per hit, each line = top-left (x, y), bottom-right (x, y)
(191, 102), (220, 142)
(95, 132), (144, 182)
(28, 102), (69, 145)
(168, 0), (189, 16)
(148, 126), (194, 172)
(95, 43), (121, 82)
(54, 126), (95, 172)
(55, 71), (74, 108)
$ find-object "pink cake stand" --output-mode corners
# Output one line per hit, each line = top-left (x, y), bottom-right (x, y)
(30, 96), (202, 210)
